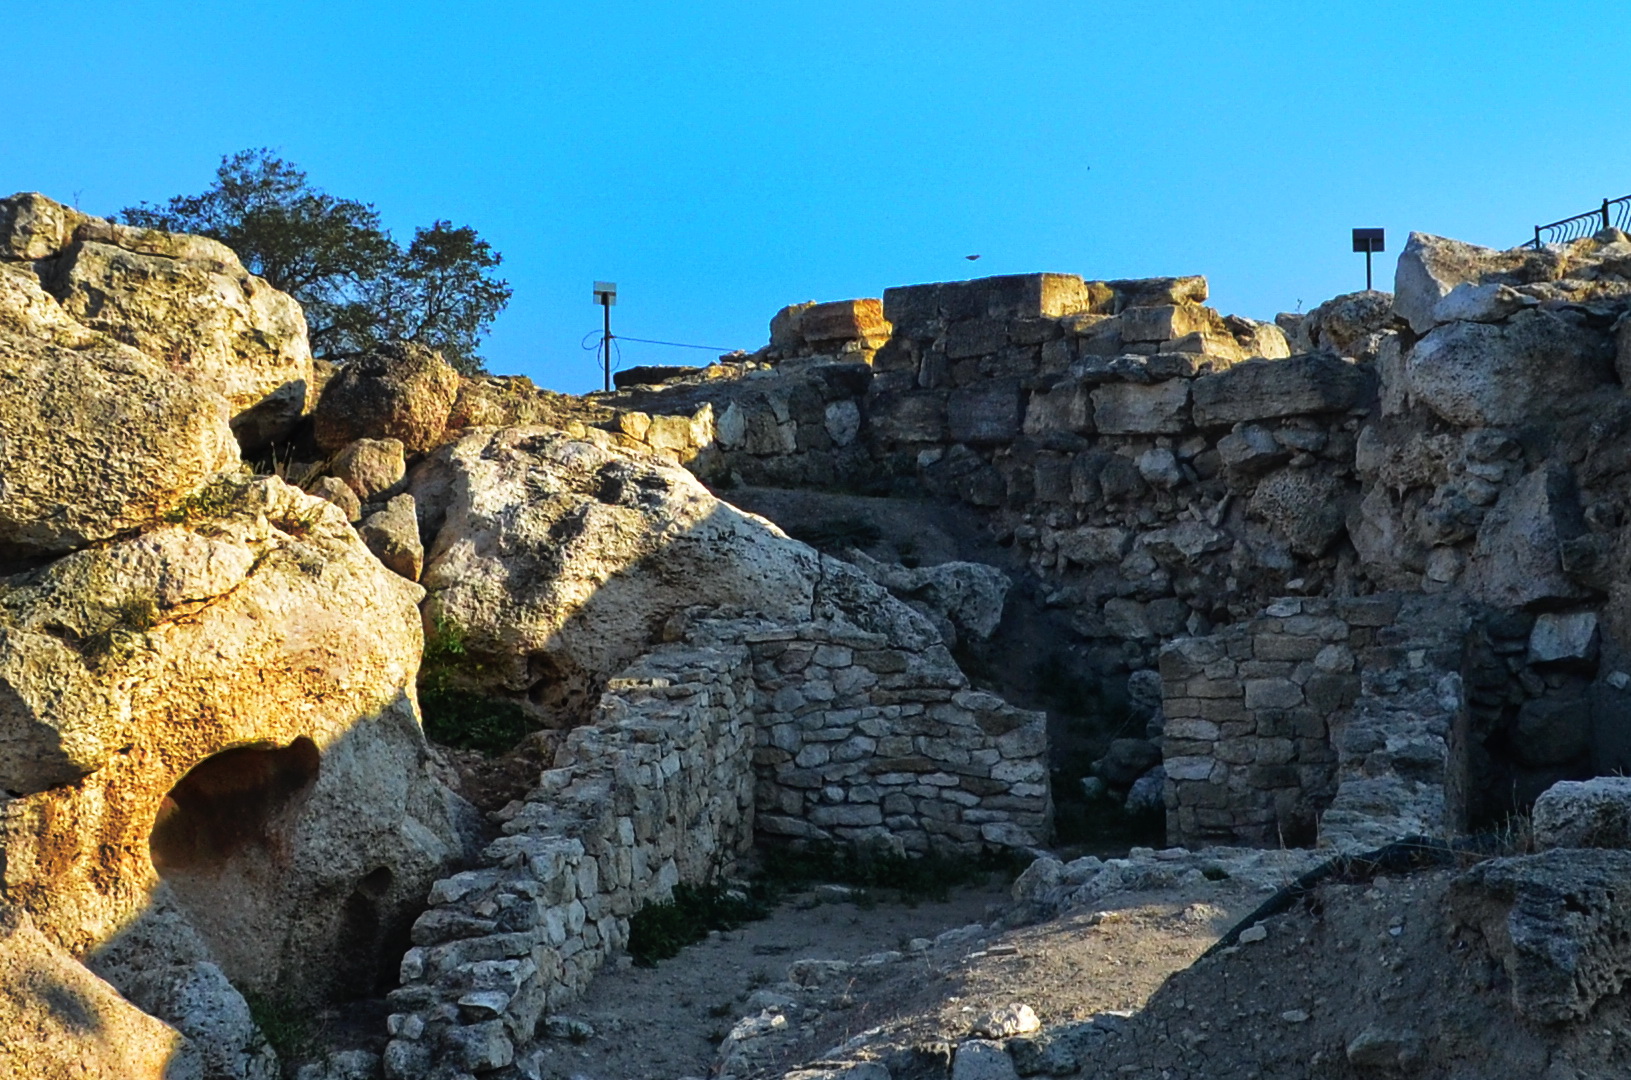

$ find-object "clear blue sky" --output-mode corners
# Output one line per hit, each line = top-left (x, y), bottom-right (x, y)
(6, 2), (1629, 393)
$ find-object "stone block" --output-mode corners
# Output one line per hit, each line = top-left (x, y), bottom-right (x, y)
(945, 318), (1009, 360)
(1529, 612), (1600, 665)
(1116, 304), (1223, 343)
(1091, 380), (1191, 434)
(1023, 381), (1094, 436)
(1109, 275), (1209, 309)
(1243, 679), (1302, 710)
(1191, 354), (1374, 427)
(1533, 777), (1631, 849)
(869, 390), (947, 444)
(800, 298), (890, 343)
(948, 382), (1022, 444)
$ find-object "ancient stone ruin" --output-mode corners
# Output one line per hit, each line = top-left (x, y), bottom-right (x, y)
(8, 187), (1631, 1077)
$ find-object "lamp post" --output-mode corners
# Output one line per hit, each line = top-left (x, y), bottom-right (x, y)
(1352, 229), (1385, 291)
(593, 281), (617, 391)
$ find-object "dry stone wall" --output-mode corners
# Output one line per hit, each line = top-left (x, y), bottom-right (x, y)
(384, 611), (1050, 1077)
(1157, 596), (1383, 846)
(593, 274), (1378, 679)
(383, 642), (757, 1079)
(687, 616), (1051, 853)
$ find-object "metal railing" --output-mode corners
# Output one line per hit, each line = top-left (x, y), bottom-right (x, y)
(1529, 195), (1631, 248)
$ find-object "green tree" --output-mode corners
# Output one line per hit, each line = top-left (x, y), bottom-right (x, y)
(119, 149), (511, 373)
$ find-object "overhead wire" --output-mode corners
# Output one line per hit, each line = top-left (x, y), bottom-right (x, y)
(580, 330), (740, 376)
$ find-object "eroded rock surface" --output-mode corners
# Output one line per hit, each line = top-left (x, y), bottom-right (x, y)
(1, 192), (313, 450)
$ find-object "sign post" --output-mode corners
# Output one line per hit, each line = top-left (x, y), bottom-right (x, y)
(1352, 229), (1385, 291)
(592, 282), (617, 392)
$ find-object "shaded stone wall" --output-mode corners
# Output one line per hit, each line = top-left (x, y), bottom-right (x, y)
(698, 617), (1050, 852)
(587, 274), (1377, 679)
(384, 613), (1052, 1076)
(1157, 597), (1385, 846)
(382, 643), (757, 1078)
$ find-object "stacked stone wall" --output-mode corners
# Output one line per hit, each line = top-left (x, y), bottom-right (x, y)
(595, 275), (1377, 676)
(1157, 596), (1395, 847)
(382, 643), (757, 1078)
(384, 612), (1051, 1076)
(702, 618), (1050, 852)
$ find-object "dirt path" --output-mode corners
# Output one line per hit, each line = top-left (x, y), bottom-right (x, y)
(523, 870), (1275, 1080)
(529, 884), (1006, 1080)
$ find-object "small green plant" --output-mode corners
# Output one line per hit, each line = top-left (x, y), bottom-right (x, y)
(162, 475), (251, 526)
(244, 992), (319, 1063)
(416, 614), (538, 754)
(418, 687), (537, 755)
(81, 589), (162, 664)
(627, 882), (770, 966)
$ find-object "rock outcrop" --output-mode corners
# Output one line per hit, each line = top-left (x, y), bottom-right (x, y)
(0, 477), (474, 1003)
(1, 192), (314, 450)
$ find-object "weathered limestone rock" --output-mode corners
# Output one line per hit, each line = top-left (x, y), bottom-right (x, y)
(799, 298), (890, 344)
(0, 477), (473, 1006)
(883, 274), (1101, 336)
(1512, 692), (1591, 767)
(1533, 777), (1631, 850)
(1022, 380), (1093, 435)
(332, 437), (407, 501)
(1529, 612), (1599, 664)
(841, 550), (1011, 644)
(45, 225), (313, 449)
(1299, 290), (1395, 354)
(359, 493), (425, 581)
(1191, 354), (1373, 427)
(948, 383), (1022, 444)
(1464, 466), (1591, 609)
(409, 428), (943, 710)
(1090, 380), (1190, 434)
(312, 341), (461, 452)
(0, 332), (240, 558)
(770, 301), (817, 348)
(1406, 309), (1612, 427)
(1108, 275), (1208, 309)
(1247, 467), (1350, 557)
(119, 958), (278, 1080)
(1115, 304), (1221, 343)
(0, 191), (91, 260)
(1392, 231), (1561, 335)
(1448, 849), (1631, 1023)
(308, 475), (362, 522)
(0, 905), (192, 1080)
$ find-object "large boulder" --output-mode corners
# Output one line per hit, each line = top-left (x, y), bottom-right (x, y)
(840, 549), (1011, 646)
(1405, 309), (1612, 427)
(1533, 777), (1631, 849)
(44, 225), (312, 449)
(0, 477), (475, 1005)
(0, 905), (192, 1080)
(1190, 354), (1373, 428)
(1448, 849), (1631, 1024)
(408, 427), (944, 718)
(1299, 290), (1396, 355)
(1464, 466), (1592, 609)
(1, 193), (314, 450)
(0, 328), (240, 559)
(312, 341), (461, 453)
(1392, 232), (1562, 335)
